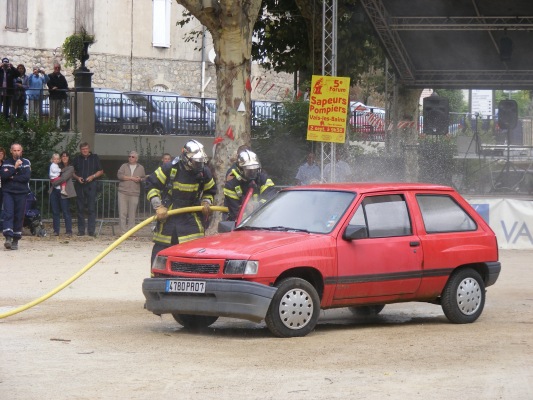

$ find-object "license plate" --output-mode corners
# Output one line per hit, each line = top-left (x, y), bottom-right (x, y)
(165, 280), (206, 293)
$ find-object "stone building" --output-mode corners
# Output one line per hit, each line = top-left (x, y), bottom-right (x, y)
(0, 0), (292, 100)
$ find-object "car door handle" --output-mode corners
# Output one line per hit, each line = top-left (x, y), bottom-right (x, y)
(409, 241), (420, 247)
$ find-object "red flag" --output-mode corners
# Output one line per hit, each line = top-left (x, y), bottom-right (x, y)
(245, 78), (252, 92)
(213, 136), (224, 144)
(225, 126), (234, 140)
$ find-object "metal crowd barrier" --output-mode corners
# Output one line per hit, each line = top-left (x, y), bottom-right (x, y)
(29, 179), (153, 227)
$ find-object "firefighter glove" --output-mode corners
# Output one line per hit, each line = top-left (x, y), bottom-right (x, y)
(156, 205), (168, 221)
(201, 200), (212, 218)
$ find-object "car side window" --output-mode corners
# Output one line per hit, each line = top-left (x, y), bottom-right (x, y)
(348, 194), (412, 238)
(416, 194), (477, 233)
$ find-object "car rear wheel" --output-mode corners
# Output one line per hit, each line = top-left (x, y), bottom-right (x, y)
(441, 268), (485, 324)
(349, 305), (385, 317)
(265, 277), (320, 338)
(171, 313), (219, 329)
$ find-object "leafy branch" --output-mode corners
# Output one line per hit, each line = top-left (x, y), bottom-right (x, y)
(61, 28), (95, 69)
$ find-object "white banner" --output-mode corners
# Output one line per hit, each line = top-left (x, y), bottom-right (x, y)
(466, 197), (533, 249)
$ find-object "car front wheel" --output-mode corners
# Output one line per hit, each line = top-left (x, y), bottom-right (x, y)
(265, 277), (320, 338)
(441, 268), (485, 324)
(171, 313), (219, 329)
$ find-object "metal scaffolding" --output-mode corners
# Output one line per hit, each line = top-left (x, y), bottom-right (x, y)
(320, 0), (338, 182)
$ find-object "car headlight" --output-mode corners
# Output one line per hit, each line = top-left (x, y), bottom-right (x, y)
(152, 255), (167, 270)
(224, 260), (259, 275)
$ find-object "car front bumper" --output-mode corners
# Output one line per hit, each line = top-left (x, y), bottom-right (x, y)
(142, 278), (277, 322)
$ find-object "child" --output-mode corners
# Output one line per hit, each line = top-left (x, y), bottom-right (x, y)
(49, 153), (68, 196)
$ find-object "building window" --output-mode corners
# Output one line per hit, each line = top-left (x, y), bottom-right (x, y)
(152, 84), (169, 92)
(153, 0), (171, 48)
(75, 0), (94, 34)
(6, 0), (28, 32)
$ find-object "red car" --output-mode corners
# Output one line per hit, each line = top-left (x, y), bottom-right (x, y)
(142, 183), (500, 337)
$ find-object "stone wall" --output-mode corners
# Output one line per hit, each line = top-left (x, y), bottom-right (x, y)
(0, 46), (294, 101)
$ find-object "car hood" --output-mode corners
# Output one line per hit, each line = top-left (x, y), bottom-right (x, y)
(159, 230), (328, 259)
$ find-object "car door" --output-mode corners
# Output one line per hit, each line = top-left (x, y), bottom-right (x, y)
(333, 193), (423, 303)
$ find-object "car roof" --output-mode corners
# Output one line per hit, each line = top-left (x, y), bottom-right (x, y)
(94, 87), (123, 93)
(288, 182), (455, 194)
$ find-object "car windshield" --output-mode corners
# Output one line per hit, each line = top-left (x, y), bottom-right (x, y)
(239, 190), (356, 234)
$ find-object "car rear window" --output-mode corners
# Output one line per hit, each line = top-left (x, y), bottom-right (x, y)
(416, 194), (477, 233)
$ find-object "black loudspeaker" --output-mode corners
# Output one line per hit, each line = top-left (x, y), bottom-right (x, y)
(498, 100), (518, 130)
(423, 96), (449, 135)
(500, 37), (513, 61)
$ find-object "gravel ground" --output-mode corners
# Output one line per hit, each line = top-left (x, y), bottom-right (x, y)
(1, 235), (532, 400)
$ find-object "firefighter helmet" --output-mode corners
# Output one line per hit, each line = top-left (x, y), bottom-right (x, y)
(237, 150), (261, 181)
(182, 140), (208, 172)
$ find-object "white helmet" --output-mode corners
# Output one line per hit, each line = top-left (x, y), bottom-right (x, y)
(182, 140), (208, 172)
(237, 150), (261, 181)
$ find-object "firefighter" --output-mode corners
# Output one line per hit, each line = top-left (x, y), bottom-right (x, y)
(224, 150), (276, 221)
(145, 140), (216, 264)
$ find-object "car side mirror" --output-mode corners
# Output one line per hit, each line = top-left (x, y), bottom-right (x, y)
(343, 225), (368, 240)
(218, 220), (235, 233)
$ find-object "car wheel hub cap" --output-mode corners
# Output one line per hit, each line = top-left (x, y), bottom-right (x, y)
(278, 288), (314, 330)
(456, 277), (481, 315)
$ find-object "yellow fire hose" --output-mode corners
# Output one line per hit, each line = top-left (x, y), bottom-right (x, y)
(0, 205), (228, 319)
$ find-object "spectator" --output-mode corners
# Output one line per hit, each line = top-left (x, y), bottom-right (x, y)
(72, 142), (104, 237)
(0, 146), (5, 231)
(145, 140), (216, 264)
(324, 149), (353, 182)
(295, 152), (320, 185)
(224, 149), (276, 221)
(0, 143), (31, 250)
(27, 66), (49, 117)
(117, 151), (146, 234)
(12, 64), (28, 119)
(160, 153), (172, 165)
(47, 62), (68, 128)
(0, 58), (19, 119)
(49, 152), (76, 237)
(49, 153), (68, 196)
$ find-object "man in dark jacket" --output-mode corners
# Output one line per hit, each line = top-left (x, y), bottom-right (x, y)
(47, 62), (68, 128)
(0, 143), (31, 250)
(72, 142), (104, 237)
(0, 58), (19, 119)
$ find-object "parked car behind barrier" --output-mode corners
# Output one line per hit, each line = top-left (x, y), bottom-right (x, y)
(143, 92), (216, 135)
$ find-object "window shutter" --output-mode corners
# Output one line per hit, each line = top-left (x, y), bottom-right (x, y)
(152, 0), (171, 48)
(6, 0), (16, 29)
(6, 0), (27, 31)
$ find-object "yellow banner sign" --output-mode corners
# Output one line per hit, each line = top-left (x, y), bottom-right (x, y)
(306, 75), (351, 143)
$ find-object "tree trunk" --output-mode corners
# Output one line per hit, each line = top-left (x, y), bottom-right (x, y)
(176, 0), (262, 233)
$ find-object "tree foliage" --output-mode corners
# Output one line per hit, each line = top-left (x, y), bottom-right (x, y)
(255, 0), (385, 88)
(0, 117), (79, 179)
(253, 99), (312, 185)
(61, 28), (95, 69)
(434, 89), (467, 113)
(494, 90), (531, 117)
